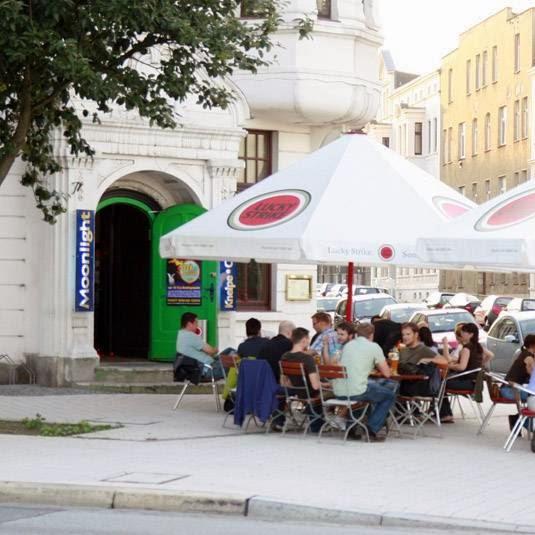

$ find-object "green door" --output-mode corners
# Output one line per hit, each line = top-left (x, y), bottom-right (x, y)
(150, 204), (218, 361)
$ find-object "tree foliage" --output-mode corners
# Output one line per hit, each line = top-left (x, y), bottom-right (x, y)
(0, 0), (308, 222)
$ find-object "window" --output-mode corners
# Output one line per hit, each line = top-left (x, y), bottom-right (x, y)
(485, 113), (491, 150)
(492, 45), (498, 82)
(485, 179), (491, 200)
(514, 171), (520, 187)
(382, 137), (390, 148)
(472, 118), (478, 156)
(522, 169), (528, 183)
(475, 54), (481, 90)
(498, 175), (506, 194)
(514, 33), (520, 73)
(442, 129), (447, 165)
(427, 120), (431, 154)
(514, 100), (520, 141)
(498, 106), (507, 146)
(482, 50), (488, 86)
(447, 127), (452, 162)
(238, 130), (273, 189)
(316, 0), (331, 19)
(459, 185), (465, 196)
(522, 96), (528, 139)
(433, 118), (438, 152)
(466, 59), (471, 94)
(458, 123), (466, 159)
(414, 122), (422, 155)
(403, 124), (407, 156)
(237, 260), (271, 310)
(471, 182), (478, 201)
(448, 68), (453, 103)
(240, 0), (264, 17)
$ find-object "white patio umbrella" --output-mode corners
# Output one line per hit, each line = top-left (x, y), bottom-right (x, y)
(160, 133), (475, 318)
(417, 180), (535, 271)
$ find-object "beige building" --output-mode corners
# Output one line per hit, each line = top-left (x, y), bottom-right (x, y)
(440, 7), (533, 297)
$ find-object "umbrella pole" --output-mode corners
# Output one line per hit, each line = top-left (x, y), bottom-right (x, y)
(346, 262), (354, 322)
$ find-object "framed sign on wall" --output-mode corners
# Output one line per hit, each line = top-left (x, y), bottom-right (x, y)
(286, 275), (313, 301)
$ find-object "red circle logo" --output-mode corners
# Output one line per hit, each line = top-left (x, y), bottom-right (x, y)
(433, 196), (473, 220)
(379, 245), (395, 261)
(475, 189), (535, 231)
(228, 190), (311, 230)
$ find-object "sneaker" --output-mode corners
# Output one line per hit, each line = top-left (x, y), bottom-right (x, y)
(366, 429), (386, 443)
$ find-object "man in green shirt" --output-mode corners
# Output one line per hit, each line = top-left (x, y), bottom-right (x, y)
(334, 323), (395, 441)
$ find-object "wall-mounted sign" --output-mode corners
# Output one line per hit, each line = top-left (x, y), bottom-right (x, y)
(75, 209), (95, 312)
(166, 259), (202, 306)
(286, 275), (313, 301)
(219, 261), (237, 311)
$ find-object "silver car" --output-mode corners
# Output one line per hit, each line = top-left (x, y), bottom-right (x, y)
(486, 311), (535, 373)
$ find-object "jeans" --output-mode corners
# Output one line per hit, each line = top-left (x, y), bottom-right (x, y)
(201, 358), (224, 381)
(369, 377), (400, 395)
(500, 385), (529, 403)
(337, 382), (396, 434)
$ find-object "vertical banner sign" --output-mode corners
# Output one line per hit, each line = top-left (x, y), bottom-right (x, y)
(166, 259), (202, 306)
(75, 210), (95, 312)
(219, 261), (237, 311)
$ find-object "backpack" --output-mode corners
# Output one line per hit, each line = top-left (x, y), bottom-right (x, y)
(173, 353), (202, 384)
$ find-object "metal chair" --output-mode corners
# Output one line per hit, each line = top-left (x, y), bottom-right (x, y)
(219, 354), (239, 427)
(278, 360), (322, 436)
(438, 367), (484, 423)
(316, 364), (369, 442)
(173, 361), (221, 412)
(504, 383), (535, 452)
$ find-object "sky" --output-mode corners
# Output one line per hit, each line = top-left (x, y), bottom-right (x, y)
(379, 0), (535, 74)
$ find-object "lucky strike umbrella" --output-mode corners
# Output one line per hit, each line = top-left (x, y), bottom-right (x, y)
(417, 180), (535, 271)
(160, 133), (474, 319)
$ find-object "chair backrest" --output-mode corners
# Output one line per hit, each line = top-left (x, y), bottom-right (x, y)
(219, 353), (238, 382)
(279, 360), (315, 401)
(317, 364), (347, 380)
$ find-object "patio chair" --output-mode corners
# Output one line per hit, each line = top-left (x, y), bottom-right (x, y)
(316, 364), (369, 442)
(477, 372), (520, 435)
(172, 355), (221, 412)
(438, 368), (484, 423)
(278, 360), (322, 436)
(220, 353), (239, 428)
(504, 382), (535, 452)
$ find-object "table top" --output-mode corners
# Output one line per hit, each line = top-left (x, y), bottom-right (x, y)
(369, 372), (428, 381)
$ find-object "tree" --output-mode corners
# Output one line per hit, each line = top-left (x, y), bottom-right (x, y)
(0, 0), (311, 222)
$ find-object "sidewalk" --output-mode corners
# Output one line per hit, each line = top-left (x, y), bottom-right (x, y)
(0, 391), (532, 530)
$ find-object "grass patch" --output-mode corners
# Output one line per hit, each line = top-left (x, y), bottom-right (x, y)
(0, 414), (116, 437)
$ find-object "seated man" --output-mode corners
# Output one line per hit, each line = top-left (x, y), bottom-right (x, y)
(258, 320), (295, 382)
(237, 317), (268, 359)
(334, 323), (395, 442)
(310, 312), (338, 360)
(176, 312), (222, 380)
(281, 327), (323, 432)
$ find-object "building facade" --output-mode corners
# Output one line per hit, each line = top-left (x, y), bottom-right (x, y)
(367, 52), (442, 302)
(439, 7), (533, 297)
(0, 0), (383, 384)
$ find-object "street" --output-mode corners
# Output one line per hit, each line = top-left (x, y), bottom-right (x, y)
(0, 505), (494, 535)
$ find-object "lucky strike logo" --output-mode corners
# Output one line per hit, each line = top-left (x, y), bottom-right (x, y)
(228, 190), (311, 231)
(475, 188), (535, 232)
(378, 244), (395, 262)
(432, 196), (472, 220)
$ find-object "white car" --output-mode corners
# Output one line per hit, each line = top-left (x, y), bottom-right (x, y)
(408, 308), (487, 349)
(335, 293), (397, 323)
(326, 283), (347, 297)
(379, 303), (427, 323)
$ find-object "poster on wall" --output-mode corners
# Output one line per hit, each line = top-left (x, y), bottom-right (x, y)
(75, 209), (95, 312)
(166, 259), (202, 306)
(219, 261), (237, 311)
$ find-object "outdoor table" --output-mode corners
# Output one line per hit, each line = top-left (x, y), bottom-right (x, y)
(369, 372), (428, 381)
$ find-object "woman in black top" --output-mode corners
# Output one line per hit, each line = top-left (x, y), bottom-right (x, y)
(440, 323), (492, 422)
(500, 334), (535, 403)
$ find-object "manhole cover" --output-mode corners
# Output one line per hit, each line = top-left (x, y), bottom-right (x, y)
(102, 472), (189, 484)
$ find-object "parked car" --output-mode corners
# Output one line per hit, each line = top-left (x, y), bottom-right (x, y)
(486, 311), (535, 373)
(475, 295), (513, 329)
(341, 285), (386, 297)
(335, 293), (397, 323)
(505, 297), (535, 313)
(444, 293), (481, 315)
(408, 308), (487, 349)
(424, 291), (455, 309)
(316, 297), (340, 321)
(316, 282), (334, 297)
(379, 303), (426, 323)
(326, 283), (347, 297)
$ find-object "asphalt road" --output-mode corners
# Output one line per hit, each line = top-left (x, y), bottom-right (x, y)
(0, 505), (492, 535)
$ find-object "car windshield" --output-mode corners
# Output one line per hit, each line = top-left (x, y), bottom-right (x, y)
(354, 297), (396, 318)
(427, 311), (475, 333)
(317, 298), (339, 312)
(520, 319), (535, 337)
(390, 307), (422, 323)
(522, 300), (535, 311)
(355, 287), (379, 295)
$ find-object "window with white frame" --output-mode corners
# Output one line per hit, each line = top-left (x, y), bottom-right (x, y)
(522, 97), (528, 139)
(514, 100), (520, 141)
(485, 179), (491, 200)
(458, 123), (466, 159)
(459, 185), (465, 196)
(448, 68), (453, 103)
(485, 112), (491, 150)
(466, 59), (471, 94)
(521, 169), (528, 183)
(498, 175), (506, 194)
(475, 54), (481, 90)
(492, 45), (498, 82)
(472, 118), (478, 156)
(514, 33), (520, 73)
(498, 106), (507, 146)
(471, 182), (478, 201)
(442, 129), (447, 164)
(447, 127), (452, 162)
(414, 122), (423, 155)
(514, 171), (519, 187)
(482, 50), (488, 86)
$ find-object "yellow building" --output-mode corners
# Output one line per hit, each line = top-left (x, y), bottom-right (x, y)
(440, 7), (533, 296)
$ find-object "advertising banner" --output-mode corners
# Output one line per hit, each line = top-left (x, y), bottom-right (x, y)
(75, 209), (95, 312)
(219, 261), (237, 311)
(166, 259), (202, 306)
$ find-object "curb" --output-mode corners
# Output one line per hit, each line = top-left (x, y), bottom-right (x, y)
(0, 481), (533, 533)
